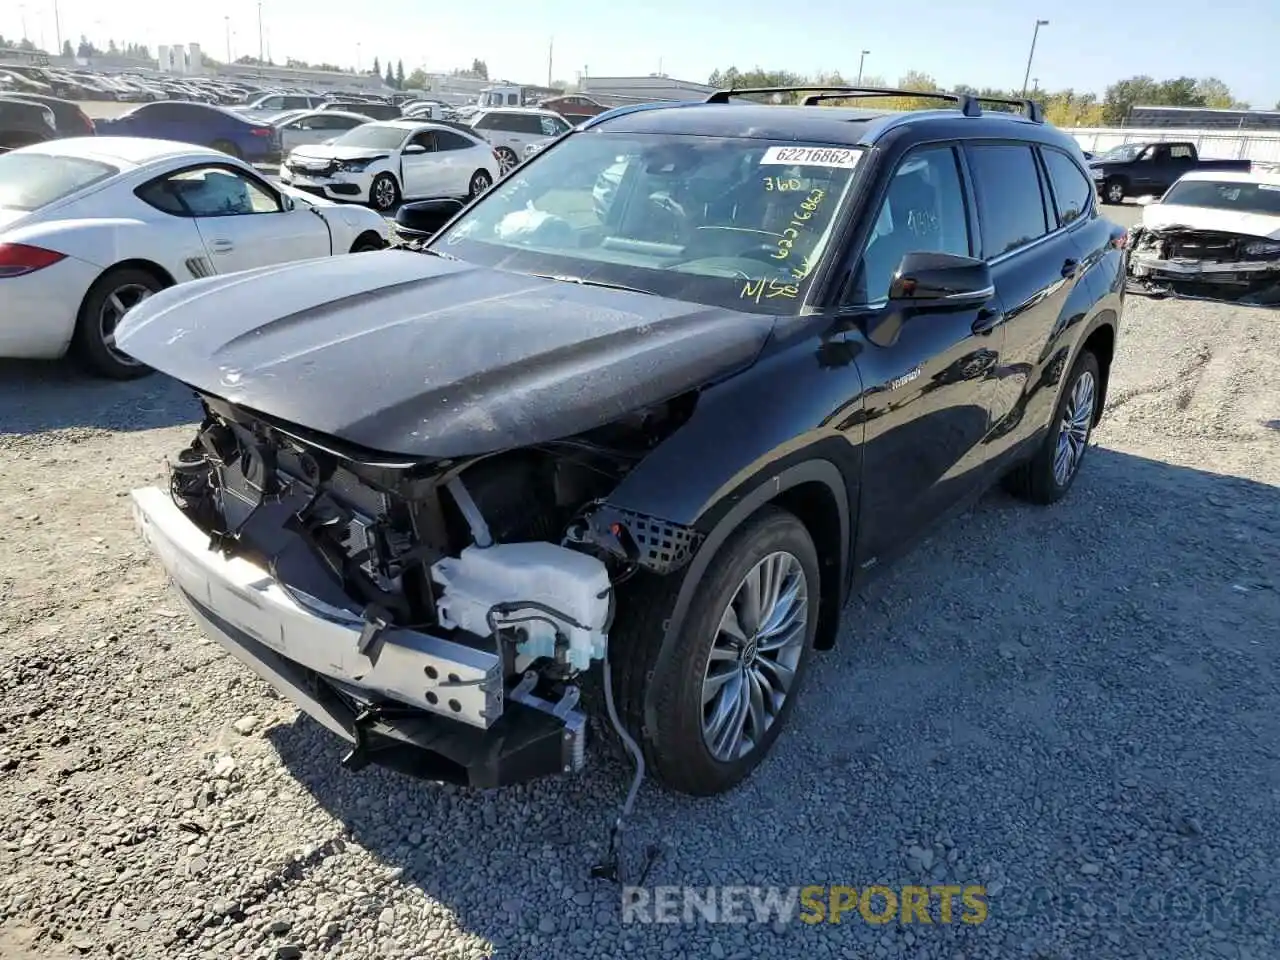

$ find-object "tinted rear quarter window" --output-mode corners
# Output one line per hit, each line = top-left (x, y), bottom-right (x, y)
(1040, 149), (1092, 225)
(435, 130), (476, 151)
(966, 143), (1049, 257)
(0, 153), (118, 211)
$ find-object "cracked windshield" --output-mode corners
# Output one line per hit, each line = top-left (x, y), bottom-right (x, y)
(438, 137), (861, 312)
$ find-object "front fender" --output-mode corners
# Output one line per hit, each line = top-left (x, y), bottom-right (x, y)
(639, 457), (852, 738)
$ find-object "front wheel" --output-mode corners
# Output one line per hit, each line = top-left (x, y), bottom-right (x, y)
(610, 506), (820, 796)
(349, 231), (386, 253)
(72, 267), (166, 379)
(368, 173), (400, 212)
(1002, 349), (1101, 504)
(468, 169), (492, 199)
(1102, 178), (1126, 205)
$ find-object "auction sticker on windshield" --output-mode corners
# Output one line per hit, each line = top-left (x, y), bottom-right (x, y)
(760, 146), (862, 169)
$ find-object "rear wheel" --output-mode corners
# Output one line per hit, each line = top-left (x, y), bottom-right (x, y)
(72, 267), (166, 380)
(211, 139), (242, 160)
(494, 146), (519, 173)
(609, 506), (820, 796)
(1002, 349), (1101, 504)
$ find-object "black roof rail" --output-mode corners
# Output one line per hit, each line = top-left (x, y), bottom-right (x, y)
(705, 84), (1047, 124)
(705, 85), (981, 117)
(972, 95), (1045, 123)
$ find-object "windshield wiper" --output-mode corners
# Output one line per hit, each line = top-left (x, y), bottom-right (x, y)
(531, 273), (655, 296)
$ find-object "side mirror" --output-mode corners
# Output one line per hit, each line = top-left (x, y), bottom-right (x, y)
(402, 143), (428, 155)
(888, 251), (994, 307)
(280, 193), (295, 211)
(394, 198), (465, 240)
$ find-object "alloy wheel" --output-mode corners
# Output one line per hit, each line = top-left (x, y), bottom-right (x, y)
(1107, 181), (1125, 203)
(372, 177), (397, 210)
(701, 551), (809, 763)
(1053, 369), (1096, 486)
(99, 283), (152, 367)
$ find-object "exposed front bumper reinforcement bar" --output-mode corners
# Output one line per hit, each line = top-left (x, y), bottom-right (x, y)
(1129, 253), (1280, 280)
(130, 486), (588, 787)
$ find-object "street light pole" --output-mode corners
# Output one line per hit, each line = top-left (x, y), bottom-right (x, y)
(857, 50), (870, 85)
(224, 16), (231, 63)
(53, 0), (62, 55)
(257, 1), (264, 76)
(1020, 19), (1048, 98)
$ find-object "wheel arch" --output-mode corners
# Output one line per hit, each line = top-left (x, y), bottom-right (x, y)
(349, 230), (386, 253)
(640, 459), (851, 738)
(1078, 311), (1117, 423)
(84, 259), (177, 300)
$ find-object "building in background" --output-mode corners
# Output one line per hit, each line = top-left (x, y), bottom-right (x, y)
(578, 75), (714, 105)
(157, 43), (203, 75)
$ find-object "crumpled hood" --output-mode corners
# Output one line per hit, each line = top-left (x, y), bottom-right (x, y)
(114, 251), (775, 458)
(1141, 203), (1280, 241)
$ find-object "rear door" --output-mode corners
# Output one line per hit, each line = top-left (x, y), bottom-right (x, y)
(137, 163), (331, 273)
(961, 141), (1093, 468)
(431, 129), (484, 195)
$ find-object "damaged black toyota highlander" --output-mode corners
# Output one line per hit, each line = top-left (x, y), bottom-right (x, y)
(119, 87), (1125, 805)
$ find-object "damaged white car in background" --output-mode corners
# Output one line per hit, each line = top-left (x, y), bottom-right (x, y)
(1127, 169), (1280, 300)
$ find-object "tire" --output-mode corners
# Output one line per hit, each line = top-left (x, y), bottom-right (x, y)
(468, 169), (492, 199)
(72, 267), (166, 380)
(1002, 349), (1101, 504)
(349, 231), (386, 253)
(494, 147), (519, 173)
(368, 173), (400, 212)
(608, 506), (821, 796)
(211, 139), (242, 160)
(1102, 177), (1126, 205)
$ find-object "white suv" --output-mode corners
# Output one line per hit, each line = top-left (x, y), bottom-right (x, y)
(469, 107), (571, 172)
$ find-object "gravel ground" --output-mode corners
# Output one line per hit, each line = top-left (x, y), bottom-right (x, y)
(1, 290), (1278, 960)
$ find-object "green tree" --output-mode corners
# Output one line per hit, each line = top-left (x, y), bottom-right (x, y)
(385, 64), (395, 88)
(372, 56), (380, 76)
(471, 58), (488, 79)
(396, 59), (404, 88)
(406, 68), (428, 90)
(1102, 75), (1160, 123)
(62, 40), (74, 57)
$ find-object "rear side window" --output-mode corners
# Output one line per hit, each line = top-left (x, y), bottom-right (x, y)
(1040, 149), (1092, 225)
(966, 143), (1049, 258)
(435, 130), (476, 151)
(1170, 144), (1193, 159)
(0, 153), (118, 211)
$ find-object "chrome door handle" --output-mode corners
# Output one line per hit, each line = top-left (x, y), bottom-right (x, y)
(210, 239), (234, 253)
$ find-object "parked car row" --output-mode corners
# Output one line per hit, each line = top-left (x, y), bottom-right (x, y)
(0, 137), (390, 376)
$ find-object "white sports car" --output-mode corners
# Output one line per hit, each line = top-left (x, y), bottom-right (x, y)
(0, 136), (389, 379)
(279, 119), (500, 212)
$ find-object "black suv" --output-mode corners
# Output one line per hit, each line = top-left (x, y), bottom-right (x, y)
(119, 86), (1125, 807)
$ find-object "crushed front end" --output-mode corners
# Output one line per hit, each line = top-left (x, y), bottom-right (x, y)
(132, 391), (698, 787)
(1128, 225), (1280, 300)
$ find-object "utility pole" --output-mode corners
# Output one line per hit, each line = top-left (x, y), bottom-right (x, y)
(1020, 19), (1048, 98)
(857, 50), (870, 85)
(546, 36), (553, 88)
(257, 0), (264, 76)
(53, 0), (62, 55)
(224, 16), (231, 63)
(20, 5), (28, 42)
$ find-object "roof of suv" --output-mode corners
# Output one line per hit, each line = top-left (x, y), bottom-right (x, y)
(582, 100), (1079, 153)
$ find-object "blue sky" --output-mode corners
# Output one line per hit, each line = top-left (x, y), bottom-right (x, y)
(6, 0), (1277, 107)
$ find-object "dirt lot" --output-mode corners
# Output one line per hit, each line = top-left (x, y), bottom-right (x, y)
(1, 289), (1278, 960)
